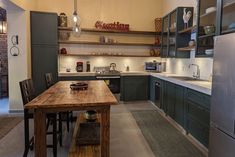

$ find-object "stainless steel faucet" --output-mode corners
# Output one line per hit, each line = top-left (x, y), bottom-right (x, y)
(189, 64), (200, 79)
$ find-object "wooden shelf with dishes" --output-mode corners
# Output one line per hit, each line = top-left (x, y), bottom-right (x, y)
(58, 27), (161, 36)
(59, 40), (161, 47)
(59, 53), (160, 58)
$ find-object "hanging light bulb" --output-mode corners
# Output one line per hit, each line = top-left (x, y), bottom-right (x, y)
(73, 11), (78, 23)
(73, 23), (81, 36)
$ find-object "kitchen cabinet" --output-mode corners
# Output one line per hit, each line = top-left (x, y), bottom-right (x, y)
(164, 81), (185, 127)
(161, 7), (194, 58)
(31, 11), (58, 95)
(149, 76), (162, 106)
(120, 76), (149, 101)
(59, 76), (96, 81)
(149, 76), (211, 147)
(185, 88), (211, 147)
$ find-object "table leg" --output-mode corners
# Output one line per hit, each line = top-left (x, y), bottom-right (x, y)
(34, 109), (47, 157)
(101, 106), (110, 157)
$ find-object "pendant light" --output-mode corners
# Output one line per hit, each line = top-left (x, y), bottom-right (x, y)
(0, 13), (7, 34)
(73, 0), (80, 25)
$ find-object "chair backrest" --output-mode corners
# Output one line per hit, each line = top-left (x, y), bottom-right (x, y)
(45, 73), (54, 89)
(19, 79), (36, 105)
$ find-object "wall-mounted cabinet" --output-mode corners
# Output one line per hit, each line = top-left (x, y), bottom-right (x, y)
(161, 7), (194, 58)
(196, 0), (235, 57)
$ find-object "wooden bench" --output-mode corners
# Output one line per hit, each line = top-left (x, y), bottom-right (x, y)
(68, 113), (101, 157)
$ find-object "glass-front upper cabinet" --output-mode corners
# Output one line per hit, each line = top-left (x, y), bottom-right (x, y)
(221, 0), (235, 34)
(169, 11), (177, 57)
(196, 0), (217, 57)
(161, 15), (169, 58)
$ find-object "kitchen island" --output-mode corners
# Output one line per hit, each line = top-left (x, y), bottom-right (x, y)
(24, 81), (118, 157)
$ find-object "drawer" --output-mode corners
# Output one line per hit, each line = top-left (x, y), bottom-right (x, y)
(187, 101), (210, 126)
(187, 116), (210, 147)
(187, 89), (211, 109)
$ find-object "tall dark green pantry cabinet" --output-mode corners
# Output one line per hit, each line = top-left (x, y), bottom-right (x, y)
(30, 12), (58, 95)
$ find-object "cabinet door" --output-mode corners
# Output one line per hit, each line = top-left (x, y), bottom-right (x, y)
(32, 45), (58, 95)
(31, 11), (58, 45)
(166, 82), (175, 118)
(175, 85), (185, 127)
(122, 76), (149, 101)
(149, 76), (156, 102)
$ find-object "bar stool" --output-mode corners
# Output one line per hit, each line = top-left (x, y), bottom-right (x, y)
(19, 79), (60, 157)
(45, 73), (73, 132)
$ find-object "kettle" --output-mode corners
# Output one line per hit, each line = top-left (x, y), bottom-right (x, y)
(110, 63), (116, 71)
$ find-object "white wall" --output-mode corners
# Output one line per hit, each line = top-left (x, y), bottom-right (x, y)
(0, 0), (29, 111)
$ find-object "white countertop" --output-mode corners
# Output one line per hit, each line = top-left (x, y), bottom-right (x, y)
(58, 71), (212, 95)
(150, 73), (212, 95)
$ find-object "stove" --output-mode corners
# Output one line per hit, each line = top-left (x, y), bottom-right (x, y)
(94, 66), (120, 93)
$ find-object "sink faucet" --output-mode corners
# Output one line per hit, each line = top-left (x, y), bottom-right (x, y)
(189, 64), (200, 79)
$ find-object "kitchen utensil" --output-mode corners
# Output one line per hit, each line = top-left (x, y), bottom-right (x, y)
(228, 23), (235, 29)
(76, 62), (83, 72)
(150, 49), (155, 56)
(60, 48), (67, 54)
(204, 25), (215, 35)
(205, 7), (216, 14)
(58, 13), (68, 27)
(188, 40), (195, 47)
(70, 82), (88, 90)
(205, 49), (214, 55)
(86, 61), (90, 72)
(110, 63), (116, 71)
(155, 18), (162, 32)
(84, 110), (97, 122)
(59, 31), (70, 40)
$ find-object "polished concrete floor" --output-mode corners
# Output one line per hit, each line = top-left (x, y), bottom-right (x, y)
(0, 101), (156, 157)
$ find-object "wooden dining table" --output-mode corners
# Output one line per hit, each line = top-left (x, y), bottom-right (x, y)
(24, 80), (118, 157)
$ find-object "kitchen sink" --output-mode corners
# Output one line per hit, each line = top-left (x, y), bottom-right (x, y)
(168, 76), (207, 81)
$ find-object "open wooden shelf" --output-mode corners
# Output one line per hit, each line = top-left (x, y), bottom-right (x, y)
(58, 27), (161, 35)
(177, 46), (195, 51)
(59, 53), (159, 58)
(59, 40), (161, 47)
(222, 28), (235, 34)
(178, 26), (196, 34)
(198, 33), (215, 39)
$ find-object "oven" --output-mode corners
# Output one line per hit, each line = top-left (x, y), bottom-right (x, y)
(96, 76), (120, 94)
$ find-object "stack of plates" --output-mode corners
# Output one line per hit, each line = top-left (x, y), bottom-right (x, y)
(205, 7), (216, 14)
(205, 49), (214, 55)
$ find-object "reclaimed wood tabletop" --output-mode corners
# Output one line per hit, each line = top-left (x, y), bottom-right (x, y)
(24, 80), (118, 157)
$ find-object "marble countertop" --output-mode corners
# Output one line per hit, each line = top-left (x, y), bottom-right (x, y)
(150, 73), (212, 95)
(58, 71), (212, 95)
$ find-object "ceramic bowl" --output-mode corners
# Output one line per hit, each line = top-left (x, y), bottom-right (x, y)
(204, 25), (215, 35)
(84, 110), (97, 122)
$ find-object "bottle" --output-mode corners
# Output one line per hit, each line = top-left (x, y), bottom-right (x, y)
(86, 61), (90, 72)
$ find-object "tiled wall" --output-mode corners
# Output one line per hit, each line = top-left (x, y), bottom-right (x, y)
(163, 51), (213, 80)
(0, 34), (8, 97)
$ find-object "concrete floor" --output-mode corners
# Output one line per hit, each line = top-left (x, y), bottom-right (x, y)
(0, 101), (156, 157)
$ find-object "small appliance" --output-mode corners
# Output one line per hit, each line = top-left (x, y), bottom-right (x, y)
(76, 62), (83, 72)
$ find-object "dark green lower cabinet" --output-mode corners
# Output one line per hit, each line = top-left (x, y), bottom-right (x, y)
(59, 76), (96, 81)
(174, 85), (185, 127)
(185, 89), (211, 147)
(149, 76), (211, 147)
(121, 76), (149, 101)
(166, 82), (176, 118)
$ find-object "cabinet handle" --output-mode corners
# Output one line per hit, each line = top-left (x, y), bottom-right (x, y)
(234, 120), (235, 135)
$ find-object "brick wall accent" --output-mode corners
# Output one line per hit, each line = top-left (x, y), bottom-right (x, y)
(0, 34), (8, 97)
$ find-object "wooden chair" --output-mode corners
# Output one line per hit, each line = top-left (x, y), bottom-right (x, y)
(45, 73), (72, 132)
(19, 79), (61, 157)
